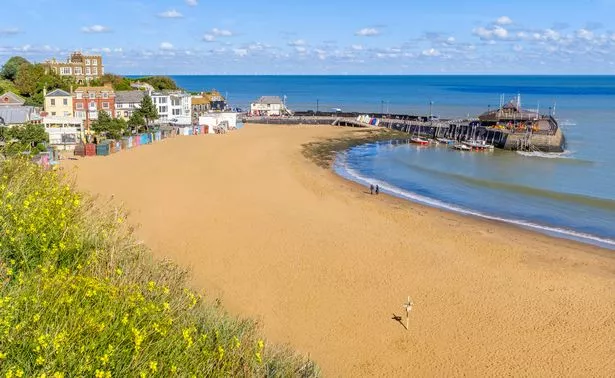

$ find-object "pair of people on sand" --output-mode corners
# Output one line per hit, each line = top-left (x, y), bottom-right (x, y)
(370, 184), (380, 195)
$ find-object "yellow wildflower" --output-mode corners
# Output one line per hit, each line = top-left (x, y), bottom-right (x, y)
(0, 351), (6, 360)
(36, 356), (45, 365)
(53, 373), (65, 378)
(15, 370), (23, 378)
(149, 361), (158, 373)
(115, 268), (123, 276)
(170, 365), (178, 374)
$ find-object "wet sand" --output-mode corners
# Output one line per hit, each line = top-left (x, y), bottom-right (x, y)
(64, 125), (615, 377)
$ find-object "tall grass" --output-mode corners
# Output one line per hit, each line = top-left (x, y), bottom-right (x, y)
(0, 159), (319, 377)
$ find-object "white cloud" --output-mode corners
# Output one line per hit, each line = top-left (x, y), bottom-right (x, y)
(160, 42), (174, 50)
(288, 39), (306, 47)
(0, 28), (20, 36)
(212, 28), (233, 37)
(576, 28), (594, 41)
(355, 28), (380, 37)
(445, 36), (455, 45)
(233, 48), (248, 57)
(351, 44), (364, 51)
(158, 9), (183, 18)
(496, 16), (513, 25)
(185, 0), (198, 6)
(203, 34), (215, 42)
(473, 25), (509, 40)
(81, 25), (110, 33)
(294, 46), (307, 53)
(421, 48), (441, 57)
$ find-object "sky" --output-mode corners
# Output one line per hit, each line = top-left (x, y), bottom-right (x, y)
(2, 0), (615, 74)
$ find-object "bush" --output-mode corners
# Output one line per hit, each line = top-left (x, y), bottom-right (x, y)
(0, 160), (319, 377)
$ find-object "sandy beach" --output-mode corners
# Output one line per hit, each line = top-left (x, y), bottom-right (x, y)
(65, 124), (615, 377)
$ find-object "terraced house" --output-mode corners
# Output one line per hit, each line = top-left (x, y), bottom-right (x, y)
(73, 84), (115, 131)
(115, 90), (145, 120)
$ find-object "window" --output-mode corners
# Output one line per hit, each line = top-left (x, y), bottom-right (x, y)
(89, 92), (96, 99)
(76, 103), (83, 110)
(50, 99), (56, 106)
(85, 59), (90, 65)
(172, 109), (180, 116)
(102, 102), (109, 109)
(60, 67), (72, 75)
(89, 101), (96, 109)
(63, 111), (70, 117)
(102, 92), (108, 99)
(51, 112), (56, 116)
(92, 59), (98, 66)
(159, 106), (167, 113)
(124, 111), (129, 117)
(86, 67), (91, 75)
(75, 111), (85, 118)
(74, 67), (82, 75)
(92, 67), (98, 75)
(63, 99), (68, 106)
(159, 97), (167, 104)
(76, 92), (83, 99)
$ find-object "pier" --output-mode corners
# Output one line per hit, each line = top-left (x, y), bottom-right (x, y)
(242, 111), (566, 153)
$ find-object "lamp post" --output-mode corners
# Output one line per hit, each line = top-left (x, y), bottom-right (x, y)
(316, 99), (319, 114)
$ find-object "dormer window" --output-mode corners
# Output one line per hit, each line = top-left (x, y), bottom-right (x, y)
(102, 92), (108, 99)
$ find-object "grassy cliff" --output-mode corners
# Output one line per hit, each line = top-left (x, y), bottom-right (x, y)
(0, 160), (318, 377)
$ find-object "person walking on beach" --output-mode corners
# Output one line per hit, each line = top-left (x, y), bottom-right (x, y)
(375, 185), (380, 195)
(370, 184), (374, 195)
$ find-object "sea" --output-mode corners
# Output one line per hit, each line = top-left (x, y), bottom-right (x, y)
(172, 75), (615, 250)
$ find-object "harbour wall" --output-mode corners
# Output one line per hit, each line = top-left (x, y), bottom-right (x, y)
(242, 116), (566, 152)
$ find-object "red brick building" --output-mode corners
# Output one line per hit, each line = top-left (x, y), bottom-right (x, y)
(73, 84), (115, 132)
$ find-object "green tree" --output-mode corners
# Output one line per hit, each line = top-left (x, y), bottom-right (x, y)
(0, 56), (30, 81)
(137, 76), (178, 90)
(91, 111), (126, 140)
(91, 73), (132, 91)
(14, 63), (45, 97)
(1, 123), (48, 156)
(127, 111), (145, 133)
(136, 95), (158, 128)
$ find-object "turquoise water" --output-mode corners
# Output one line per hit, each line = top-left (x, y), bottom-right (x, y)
(172, 76), (615, 249)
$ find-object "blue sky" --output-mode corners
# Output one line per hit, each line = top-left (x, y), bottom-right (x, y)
(2, 0), (615, 74)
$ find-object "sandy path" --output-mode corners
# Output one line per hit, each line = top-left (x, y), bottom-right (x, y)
(65, 125), (615, 377)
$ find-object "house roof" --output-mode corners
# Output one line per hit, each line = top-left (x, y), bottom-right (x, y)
(192, 96), (209, 105)
(0, 91), (25, 106)
(116, 90), (145, 104)
(0, 106), (38, 125)
(46, 89), (71, 97)
(74, 84), (114, 93)
(253, 96), (283, 105)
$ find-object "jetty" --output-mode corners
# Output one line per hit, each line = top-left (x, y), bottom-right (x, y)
(241, 99), (566, 153)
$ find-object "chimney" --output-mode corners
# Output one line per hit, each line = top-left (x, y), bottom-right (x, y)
(43, 87), (47, 97)
(70, 85), (73, 94)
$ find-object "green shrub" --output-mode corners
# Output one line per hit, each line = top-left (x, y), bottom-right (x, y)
(0, 160), (319, 377)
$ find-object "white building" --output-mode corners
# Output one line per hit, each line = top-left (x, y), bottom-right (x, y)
(42, 116), (83, 150)
(250, 96), (289, 116)
(198, 112), (238, 133)
(151, 91), (191, 125)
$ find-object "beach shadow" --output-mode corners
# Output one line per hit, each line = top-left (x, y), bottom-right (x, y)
(392, 314), (406, 329)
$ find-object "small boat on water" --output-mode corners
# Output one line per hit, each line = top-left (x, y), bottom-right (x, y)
(437, 138), (455, 145)
(452, 143), (472, 151)
(410, 137), (429, 145)
(462, 140), (495, 151)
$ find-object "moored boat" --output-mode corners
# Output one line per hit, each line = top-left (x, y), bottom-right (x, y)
(410, 137), (429, 145)
(452, 143), (472, 151)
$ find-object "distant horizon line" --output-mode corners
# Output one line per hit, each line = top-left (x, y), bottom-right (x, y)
(122, 73), (615, 77)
